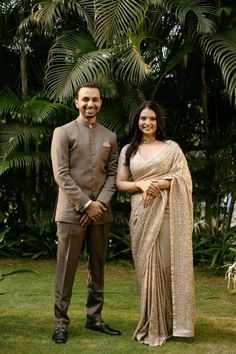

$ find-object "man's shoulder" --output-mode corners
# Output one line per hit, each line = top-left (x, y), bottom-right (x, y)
(53, 120), (77, 136)
(58, 120), (76, 130)
(97, 123), (116, 137)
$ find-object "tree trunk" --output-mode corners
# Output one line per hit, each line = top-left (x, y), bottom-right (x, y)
(19, 32), (32, 224)
(200, 50), (212, 227)
(19, 35), (28, 99)
(226, 192), (236, 232)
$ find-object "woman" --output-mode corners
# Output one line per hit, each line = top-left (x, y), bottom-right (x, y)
(116, 101), (195, 347)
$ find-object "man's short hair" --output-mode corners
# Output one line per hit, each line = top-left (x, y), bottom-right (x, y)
(75, 82), (100, 98)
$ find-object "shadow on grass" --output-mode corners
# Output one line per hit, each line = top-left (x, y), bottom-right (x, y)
(1, 314), (236, 354)
(0, 312), (136, 341)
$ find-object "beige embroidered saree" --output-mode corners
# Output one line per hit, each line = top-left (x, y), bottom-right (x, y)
(119, 140), (195, 346)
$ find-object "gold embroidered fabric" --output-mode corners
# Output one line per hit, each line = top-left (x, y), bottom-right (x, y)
(119, 140), (195, 346)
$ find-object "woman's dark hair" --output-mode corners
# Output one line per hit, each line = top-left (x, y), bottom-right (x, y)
(125, 101), (167, 166)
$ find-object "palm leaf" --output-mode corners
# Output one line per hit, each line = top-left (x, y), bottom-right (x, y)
(0, 124), (51, 159)
(19, 0), (63, 36)
(92, 75), (118, 99)
(68, 0), (95, 33)
(19, 0), (94, 36)
(151, 0), (217, 33)
(28, 97), (75, 125)
(0, 91), (73, 125)
(0, 152), (51, 175)
(0, 91), (24, 117)
(200, 33), (236, 108)
(115, 42), (150, 83)
(45, 30), (112, 102)
(94, 0), (148, 48)
(98, 117), (128, 139)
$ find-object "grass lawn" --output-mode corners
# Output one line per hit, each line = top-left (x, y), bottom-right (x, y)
(0, 259), (236, 354)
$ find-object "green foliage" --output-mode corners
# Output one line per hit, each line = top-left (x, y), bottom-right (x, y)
(0, 222), (57, 260)
(107, 195), (132, 261)
(153, 0), (218, 33)
(94, 0), (148, 48)
(45, 30), (113, 102)
(200, 33), (236, 108)
(0, 0), (236, 265)
(193, 228), (236, 268)
(107, 230), (132, 261)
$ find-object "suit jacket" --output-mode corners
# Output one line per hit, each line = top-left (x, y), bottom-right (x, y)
(51, 118), (118, 224)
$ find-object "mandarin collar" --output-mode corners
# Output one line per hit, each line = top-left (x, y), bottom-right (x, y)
(76, 117), (97, 128)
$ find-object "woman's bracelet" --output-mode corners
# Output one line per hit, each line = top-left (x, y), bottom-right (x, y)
(164, 180), (171, 189)
(159, 180), (171, 190)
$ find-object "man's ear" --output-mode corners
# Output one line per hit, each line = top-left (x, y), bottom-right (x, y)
(74, 98), (78, 109)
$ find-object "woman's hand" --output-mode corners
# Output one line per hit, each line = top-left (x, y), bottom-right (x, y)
(136, 180), (157, 193)
(136, 180), (160, 207)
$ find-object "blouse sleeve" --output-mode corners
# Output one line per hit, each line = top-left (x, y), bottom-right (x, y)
(117, 145), (130, 178)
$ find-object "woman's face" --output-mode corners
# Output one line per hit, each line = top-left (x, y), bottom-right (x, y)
(138, 108), (157, 137)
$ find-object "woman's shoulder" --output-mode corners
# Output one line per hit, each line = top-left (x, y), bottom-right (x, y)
(165, 140), (184, 155)
(165, 139), (181, 148)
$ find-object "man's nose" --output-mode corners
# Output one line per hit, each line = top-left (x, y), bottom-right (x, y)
(87, 100), (94, 106)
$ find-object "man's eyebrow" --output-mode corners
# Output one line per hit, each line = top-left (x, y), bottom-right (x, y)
(81, 96), (100, 99)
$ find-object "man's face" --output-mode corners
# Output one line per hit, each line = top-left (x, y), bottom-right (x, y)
(75, 87), (102, 120)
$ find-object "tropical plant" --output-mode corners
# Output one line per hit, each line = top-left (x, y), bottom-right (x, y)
(0, 91), (74, 223)
(0, 0), (235, 262)
(0, 90), (76, 258)
(193, 227), (236, 268)
(20, 1), (235, 106)
(107, 192), (132, 261)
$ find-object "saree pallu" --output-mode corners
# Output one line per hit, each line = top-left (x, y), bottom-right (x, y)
(129, 140), (195, 346)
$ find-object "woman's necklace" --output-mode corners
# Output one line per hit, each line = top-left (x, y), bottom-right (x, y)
(141, 136), (156, 144)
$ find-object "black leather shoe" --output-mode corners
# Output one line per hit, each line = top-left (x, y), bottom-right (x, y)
(52, 328), (67, 343)
(85, 321), (121, 336)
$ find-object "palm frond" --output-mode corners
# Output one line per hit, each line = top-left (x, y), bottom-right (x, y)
(98, 85), (144, 140)
(69, 0), (95, 33)
(19, 0), (95, 36)
(0, 152), (51, 176)
(200, 33), (236, 108)
(0, 91), (73, 125)
(152, 0), (217, 33)
(45, 30), (112, 102)
(94, 0), (148, 48)
(93, 75), (118, 99)
(0, 91), (24, 117)
(115, 43), (150, 84)
(0, 124), (51, 159)
(19, 0), (63, 36)
(28, 98), (75, 125)
(98, 117), (128, 140)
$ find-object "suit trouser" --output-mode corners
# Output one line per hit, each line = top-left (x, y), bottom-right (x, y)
(54, 221), (110, 330)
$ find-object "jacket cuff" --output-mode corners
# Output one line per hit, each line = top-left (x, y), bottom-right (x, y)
(79, 200), (92, 213)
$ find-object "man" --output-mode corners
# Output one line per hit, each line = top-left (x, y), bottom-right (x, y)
(51, 82), (120, 344)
